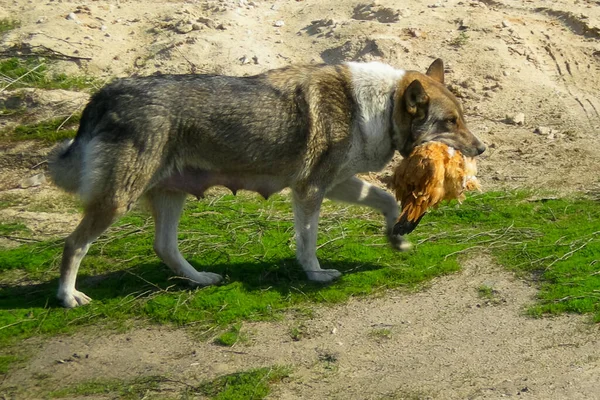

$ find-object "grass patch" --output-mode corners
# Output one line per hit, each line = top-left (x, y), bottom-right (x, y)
(0, 19), (20, 36)
(0, 191), (599, 349)
(477, 284), (503, 306)
(0, 57), (96, 91)
(477, 285), (495, 300)
(289, 323), (307, 341)
(48, 375), (168, 399)
(449, 32), (469, 47)
(47, 366), (290, 399)
(378, 389), (433, 400)
(215, 323), (247, 346)
(0, 222), (29, 236)
(0, 191), (81, 213)
(0, 354), (21, 374)
(197, 366), (291, 399)
(9, 114), (80, 143)
(0, 193), (22, 210)
(0, 192), (465, 347)
(370, 327), (393, 340)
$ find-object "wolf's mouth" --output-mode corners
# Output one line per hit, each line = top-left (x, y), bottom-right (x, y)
(417, 137), (484, 158)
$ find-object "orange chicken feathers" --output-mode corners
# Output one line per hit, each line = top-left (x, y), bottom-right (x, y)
(390, 142), (481, 235)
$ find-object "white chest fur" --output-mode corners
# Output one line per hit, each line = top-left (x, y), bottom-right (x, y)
(342, 62), (405, 175)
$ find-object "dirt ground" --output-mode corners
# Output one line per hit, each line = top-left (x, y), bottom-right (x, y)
(1, 0), (600, 398)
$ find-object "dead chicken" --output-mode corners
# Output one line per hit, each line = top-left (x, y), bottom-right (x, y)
(390, 141), (481, 235)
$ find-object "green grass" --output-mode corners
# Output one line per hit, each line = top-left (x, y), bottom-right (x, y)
(47, 366), (290, 399)
(370, 327), (393, 340)
(0, 58), (96, 91)
(197, 366), (291, 399)
(0, 193), (22, 210)
(0, 191), (599, 350)
(449, 32), (469, 47)
(0, 191), (81, 213)
(477, 285), (495, 300)
(289, 322), (307, 341)
(0, 222), (30, 236)
(477, 284), (503, 306)
(0, 355), (21, 374)
(215, 322), (247, 346)
(0, 18), (20, 35)
(8, 114), (80, 143)
(47, 375), (170, 399)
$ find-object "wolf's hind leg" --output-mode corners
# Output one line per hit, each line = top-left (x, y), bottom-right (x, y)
(147, 189), (222, 286)
(326, 177), (411, 251)
(58, 204), (119, 308)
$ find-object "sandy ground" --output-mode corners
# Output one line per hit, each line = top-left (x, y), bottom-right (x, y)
(1, 0), (600, 398)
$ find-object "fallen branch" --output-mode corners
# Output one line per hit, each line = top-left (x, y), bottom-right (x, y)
(443, 245), (485, 260)
(56, 108), (83, 132)
(552, 292), (600, 303)
(546, 234), (598, 271)
(0, 43), (93, 61)
(0, 318), (35, 331)
(0, 235), (42, 243)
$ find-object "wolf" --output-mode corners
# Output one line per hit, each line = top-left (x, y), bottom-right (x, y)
(48, 59), (486, 308)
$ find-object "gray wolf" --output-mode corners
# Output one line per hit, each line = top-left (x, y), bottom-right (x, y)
(48, 59), (486, 308)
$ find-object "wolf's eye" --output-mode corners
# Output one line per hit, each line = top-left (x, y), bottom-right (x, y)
(446, 116), (458, 125)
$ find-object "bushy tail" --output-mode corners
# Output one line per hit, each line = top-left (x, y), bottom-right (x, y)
(47, 139), (82, 193)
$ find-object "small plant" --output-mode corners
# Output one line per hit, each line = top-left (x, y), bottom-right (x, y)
(449, 32), (469, 47)
(215, 323), (247, 347)
(370, 327), (393, 340)
(317, 348), (339, 372)
(294, 306), (315, 319)
(477, 284), (504, 306)
(289, 323), (307, 341)
(0, 18), (20, 35)
(477, 285), (495, 300)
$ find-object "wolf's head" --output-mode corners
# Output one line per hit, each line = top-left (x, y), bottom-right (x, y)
(393, 59), (486, 158)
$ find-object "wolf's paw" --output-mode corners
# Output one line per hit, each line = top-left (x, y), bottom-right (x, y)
(306, 269), (342, 283)
(58, 289), (92, 308)
(388, 233), (413, 251)
(186, 271), (223, 287)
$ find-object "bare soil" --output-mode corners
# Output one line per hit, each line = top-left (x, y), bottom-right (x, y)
(1, 0), (599, 398)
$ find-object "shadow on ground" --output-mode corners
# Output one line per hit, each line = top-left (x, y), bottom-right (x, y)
(0, 257), (387, 310)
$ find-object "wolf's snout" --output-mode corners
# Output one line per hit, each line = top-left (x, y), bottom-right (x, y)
(475, 142), (487, 156)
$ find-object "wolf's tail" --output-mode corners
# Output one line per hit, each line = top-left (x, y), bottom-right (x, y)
(47, 90), (107, 194)
(47, 138), (83, 193)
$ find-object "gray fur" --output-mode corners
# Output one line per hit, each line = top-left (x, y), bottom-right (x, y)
(47, 139), (80, 193)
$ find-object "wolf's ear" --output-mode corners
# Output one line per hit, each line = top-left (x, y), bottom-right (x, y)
(426, 58), (444, 84)
(404, 80), (429, 119)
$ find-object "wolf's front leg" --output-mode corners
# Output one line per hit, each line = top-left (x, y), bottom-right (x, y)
(292, 188), (342, 282)
(326, 177), (411, 251)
